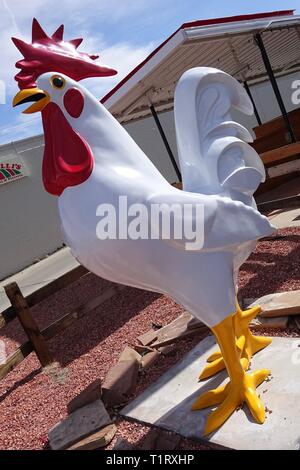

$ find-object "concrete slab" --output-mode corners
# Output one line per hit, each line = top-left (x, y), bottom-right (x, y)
(0, 247), (79, 312)
(269, 207), (300, 229)
(121, 336), (300, 450)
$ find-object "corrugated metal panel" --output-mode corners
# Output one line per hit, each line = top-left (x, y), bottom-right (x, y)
(109, 21), (300, 123)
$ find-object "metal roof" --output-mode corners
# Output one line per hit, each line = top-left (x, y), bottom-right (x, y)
(102, 10), (300, 123)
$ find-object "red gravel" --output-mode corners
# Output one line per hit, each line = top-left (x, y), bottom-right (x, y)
(0, 226), (299, 450)
(239, 227), (300, 299)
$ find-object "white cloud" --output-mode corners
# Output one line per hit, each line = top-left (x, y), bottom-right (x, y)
(0, 0), (160, 91)
(82, 41), (154, 99)
(0, 0), (157, 144)
(0, 37), (153, 144)
(0, 112), (42, 141)
(1, 0), (162, 30)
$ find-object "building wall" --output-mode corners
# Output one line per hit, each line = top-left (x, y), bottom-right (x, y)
(0, 71), (299, 279)
(0, 135), (63, 280)
(124, 110), (179, 183)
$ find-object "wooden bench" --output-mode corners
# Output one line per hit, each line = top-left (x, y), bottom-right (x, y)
(260, 141), (300, 166)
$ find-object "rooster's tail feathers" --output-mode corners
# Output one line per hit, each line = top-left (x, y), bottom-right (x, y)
(174, 67), (265, 196)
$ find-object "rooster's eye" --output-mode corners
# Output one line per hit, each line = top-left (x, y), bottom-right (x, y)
(51, 75), (65, 89)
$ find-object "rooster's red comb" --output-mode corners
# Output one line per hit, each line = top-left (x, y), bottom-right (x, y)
(12, 18), (117, 89)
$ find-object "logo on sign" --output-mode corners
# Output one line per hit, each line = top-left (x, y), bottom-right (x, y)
(0, 159), (28, 185)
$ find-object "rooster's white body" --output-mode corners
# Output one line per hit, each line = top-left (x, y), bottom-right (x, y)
(12, 17), (276, 434)
(41, 67), (276, 328)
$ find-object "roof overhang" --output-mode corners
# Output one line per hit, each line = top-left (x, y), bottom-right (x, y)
(102, 10), (300, 123)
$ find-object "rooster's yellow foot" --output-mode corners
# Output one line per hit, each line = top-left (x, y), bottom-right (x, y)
(192, 368), (270, 436)
(199, 306), (272, 380)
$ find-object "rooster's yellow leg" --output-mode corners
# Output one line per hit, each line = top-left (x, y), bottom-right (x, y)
(199, 335), (247, 380)
(193, 313), (270, 436)
(235, 304), (272, 365)
(199, 304), (272, 380)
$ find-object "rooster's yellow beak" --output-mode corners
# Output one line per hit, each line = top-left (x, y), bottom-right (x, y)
(13, 88), (50, 114)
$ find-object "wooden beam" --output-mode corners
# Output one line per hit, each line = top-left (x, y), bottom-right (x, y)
(4, 282), (54, 367)
(0, 343), (33, 380)
(43, 285), (123, 341)
(0, 306), (16, 329)
(0, 284), (124, 381)
(25, 265), (88, 308)
(0, 265), (88, 330)
(257, 194), (300, 212)
(261, 142), (300, 166)
(267, 159), (300, 178)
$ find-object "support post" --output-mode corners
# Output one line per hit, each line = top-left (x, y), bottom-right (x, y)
(4, 282), (54, 367)
(149, 104), (182, 181)
(255, 32), (296, 143)
(244, 81), (262, 126)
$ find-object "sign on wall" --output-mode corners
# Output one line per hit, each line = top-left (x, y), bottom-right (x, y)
(0, 154), (29, 186)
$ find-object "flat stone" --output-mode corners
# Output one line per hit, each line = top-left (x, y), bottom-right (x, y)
(249, 291), (300, 318)
(121, 336), (300, 450)
(141, 429), (180, 450)
(133, 344), (155, 355)
(141, 350), (160, 370)
(151, 327), (207, 349)
(268, 207), (300, 229)
(152, 312), (196, 343)
(49, 399), (111, 450)
(151, 312), (206, 348)
(67, 379), (102, 414)
(186, 315), (204, 330)
(251, 316), (288, 330)
(158, 344), (177, 356)
(67, 424), (117, 450)
(112, 438), (135, 450)
(137, 329), (158, 346)
(155, 431), (181, 450)
(243, 298), (256, 309)
(102, 359), (139, 407)
(118, 346), (142, 364)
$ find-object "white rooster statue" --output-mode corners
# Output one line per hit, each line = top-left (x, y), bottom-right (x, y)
(12, 20), (275, 435)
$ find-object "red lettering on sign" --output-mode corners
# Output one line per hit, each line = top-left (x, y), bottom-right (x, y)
(0, 162), (22, 170)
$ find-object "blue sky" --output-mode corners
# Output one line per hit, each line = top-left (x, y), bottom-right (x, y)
(0, 0), (298, 145)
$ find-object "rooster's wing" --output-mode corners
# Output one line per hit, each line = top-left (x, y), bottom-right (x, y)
(148, 190), (274, 252)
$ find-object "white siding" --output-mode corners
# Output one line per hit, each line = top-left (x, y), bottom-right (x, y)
(124, 110), (179, 183)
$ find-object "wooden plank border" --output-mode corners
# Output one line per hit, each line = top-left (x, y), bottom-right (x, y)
(260, 141), (300, 166)
(257, 194), (300, 213)
(0, 265), (88, 330)
(0, 284), (124, 381)
(4, 283), (54, 367)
